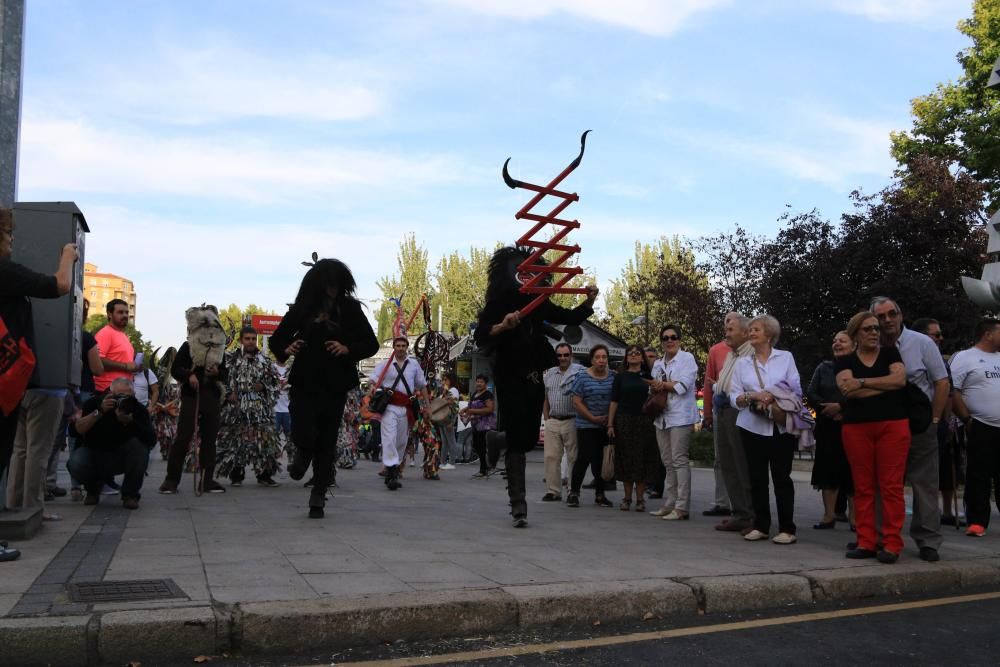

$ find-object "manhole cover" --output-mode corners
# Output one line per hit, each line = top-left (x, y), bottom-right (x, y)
(67, 579), (187, 603)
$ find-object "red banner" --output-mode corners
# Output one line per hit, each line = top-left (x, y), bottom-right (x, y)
(251, 314), (282, 336)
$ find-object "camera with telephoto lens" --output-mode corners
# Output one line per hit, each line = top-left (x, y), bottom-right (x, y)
(112, 394), (140, 416)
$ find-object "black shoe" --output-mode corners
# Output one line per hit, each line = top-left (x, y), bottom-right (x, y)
(512, 515), (527, 528)
(0, 541), (20, 562)
(84, 493), (100, 506)
(702, 505), (731, 517)
(846, 540), (884, 551)
(567, 494), (580, 508)
(919, 547), (940, 562)
(288, 451), (310, 481)
(47, 486), (67, 498)
(204, 480), (226, 494)
(541, 493), (561, 502)
(257, 476), (279, 487)
(308, 506), (324, 519)
(595, 496), (613, 508)
(876, 550), (899, 564)
(813, 521), (836, 530)
(845, 548), (877, 559)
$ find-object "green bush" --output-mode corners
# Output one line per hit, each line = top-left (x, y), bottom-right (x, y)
(689, 429), (714, 465)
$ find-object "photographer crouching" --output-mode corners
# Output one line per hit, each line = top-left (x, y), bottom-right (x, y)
(68, 377), (155, 509)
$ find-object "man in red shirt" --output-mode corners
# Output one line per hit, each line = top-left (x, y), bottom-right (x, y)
(701, 311), (741, 517)
(94, 299), (137, 393)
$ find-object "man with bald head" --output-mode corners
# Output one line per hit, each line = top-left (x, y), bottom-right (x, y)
(69, 377), (155, 509)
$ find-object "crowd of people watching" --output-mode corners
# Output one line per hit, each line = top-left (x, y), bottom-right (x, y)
(3, 201), (999, 565)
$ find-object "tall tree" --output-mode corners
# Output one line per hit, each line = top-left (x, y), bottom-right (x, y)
(376, 233), (436, 340)
(890, 0), (1000, 207)
(692, 226), (767, 317)
(435, 246), (491, 337)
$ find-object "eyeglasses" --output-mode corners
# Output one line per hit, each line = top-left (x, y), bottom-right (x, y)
(860, 325), (880, 333)
(627, 350), (642, 355)
(661, 335), (679, 341)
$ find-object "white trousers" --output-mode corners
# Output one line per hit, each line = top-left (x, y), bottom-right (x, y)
(380, 404), (410, 467)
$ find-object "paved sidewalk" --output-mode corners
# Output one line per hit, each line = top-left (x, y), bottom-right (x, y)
(2, 449), (999, 664)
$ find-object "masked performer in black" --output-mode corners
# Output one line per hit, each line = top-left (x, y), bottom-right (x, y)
(474, 247), (598, 527)
(270, 258), (379, 518)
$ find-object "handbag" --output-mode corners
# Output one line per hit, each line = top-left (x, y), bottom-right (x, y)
(428, 396), (454, 426)
(601, 439), (616, 481)
(749, 357), (786, 422)
(0, 314), (36, 416)
(904, 382), (932, 434)
(369, 360), (409, 415)
(642, 391), (668, 418)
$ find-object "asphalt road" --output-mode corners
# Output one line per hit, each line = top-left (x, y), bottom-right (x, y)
(168, 588), (1000, 667)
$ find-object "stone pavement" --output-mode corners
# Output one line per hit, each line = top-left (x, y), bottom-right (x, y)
(2, 449), (1000, 665)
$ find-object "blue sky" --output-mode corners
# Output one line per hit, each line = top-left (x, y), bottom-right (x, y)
(18, 0), (973, 347)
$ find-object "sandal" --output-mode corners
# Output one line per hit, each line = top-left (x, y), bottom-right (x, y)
(635, 499), (646, 512)
(619, 498), (632, 511)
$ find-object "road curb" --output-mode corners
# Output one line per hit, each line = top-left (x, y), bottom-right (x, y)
(3, 557), (1000, 664)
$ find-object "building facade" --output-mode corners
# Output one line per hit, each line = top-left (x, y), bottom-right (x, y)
(83, 262), (137, 325)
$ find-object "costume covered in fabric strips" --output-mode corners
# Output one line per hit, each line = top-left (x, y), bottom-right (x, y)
(336, 387), (362, 469)
(216, 349), (282, 480)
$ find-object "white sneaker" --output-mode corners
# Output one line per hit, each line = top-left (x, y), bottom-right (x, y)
(661, 510), (689, 521)
(440, 464), (456, 470)
(772, 532), (797, 545)
(743, 529), (768, 541)
(649, 507), (674, 517)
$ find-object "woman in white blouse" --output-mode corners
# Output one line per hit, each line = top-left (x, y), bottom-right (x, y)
(730, 315), (802, 544)
(649, 324), (699, 521)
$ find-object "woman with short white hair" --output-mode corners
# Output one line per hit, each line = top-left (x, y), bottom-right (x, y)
(730, 314), (803, 544)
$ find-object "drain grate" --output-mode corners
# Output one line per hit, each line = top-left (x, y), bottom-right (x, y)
(67, 578), (187, 603)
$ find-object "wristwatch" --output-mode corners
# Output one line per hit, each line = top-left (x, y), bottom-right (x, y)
(859, 378), (866, 388)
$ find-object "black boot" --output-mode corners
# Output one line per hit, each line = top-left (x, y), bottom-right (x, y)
(386, 465), (401, 491)
(308, 487), (326, 518)
(505, 449), (527, 525)
(288, 448), (312, 481)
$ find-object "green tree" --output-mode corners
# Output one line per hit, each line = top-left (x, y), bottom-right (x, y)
(376, 233), (436, 340)
(601, 237), (712, 349)
(890, 0), (1000, 207)
(435, 246), (491, 336)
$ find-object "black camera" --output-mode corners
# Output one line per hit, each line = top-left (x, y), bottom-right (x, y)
(112, 394), (140, 416)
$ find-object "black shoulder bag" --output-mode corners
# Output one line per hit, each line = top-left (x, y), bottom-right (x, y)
(370, 360), (409, 414)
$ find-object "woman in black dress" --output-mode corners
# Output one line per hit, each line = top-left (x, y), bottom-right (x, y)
(807, 330), (855, 529)
(270, 259), (379, 518)
(607, 345), (659, 512)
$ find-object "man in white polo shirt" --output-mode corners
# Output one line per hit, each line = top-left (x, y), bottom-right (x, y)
(950, 318), (1000, 538)
(541, 343), (583, 501)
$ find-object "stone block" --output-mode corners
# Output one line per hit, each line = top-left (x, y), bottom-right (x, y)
(504, 579), (697, 627)
(0, 615), (89, 666)
(804, 562), (962, 602)
(98, 606), (218, 664)
(0, 507), (42, 540)
(240, 589), (516, 654)
(689, 574), (813, 613)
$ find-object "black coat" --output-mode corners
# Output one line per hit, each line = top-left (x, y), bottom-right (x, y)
(270, 299), (379, 394)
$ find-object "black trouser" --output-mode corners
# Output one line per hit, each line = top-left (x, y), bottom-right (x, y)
(965, 420), (1000, 529)
(167, 390), (221, 483)
(571, 428), (608, 497)
(290, 386), (346, 504)
(68, 438), (150, 499)
(0, 406), (18, 493)
(506, 448), (527, 517)
(650, 461), (666, 496)
(740, 426), (796, 535)
(473, 430), (489, 474)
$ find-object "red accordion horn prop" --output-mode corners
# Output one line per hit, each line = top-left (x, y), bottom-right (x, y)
(502, 130), (591, 317)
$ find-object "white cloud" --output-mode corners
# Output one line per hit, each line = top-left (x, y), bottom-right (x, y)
(825, 0), (969, 24)
(20, 117), (470, 202)
(674, 108), (898, 189)
(431, 0), (732, 37)
(32, 42), (385, 125)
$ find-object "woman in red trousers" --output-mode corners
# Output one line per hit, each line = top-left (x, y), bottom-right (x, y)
(835, 311), (909, 564)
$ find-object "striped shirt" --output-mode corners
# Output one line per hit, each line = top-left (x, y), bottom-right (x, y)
(544, 363), (583, 418)
(568, 371), (616, 430)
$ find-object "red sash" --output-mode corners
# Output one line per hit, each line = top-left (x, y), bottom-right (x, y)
(0, 316), (36, 416)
